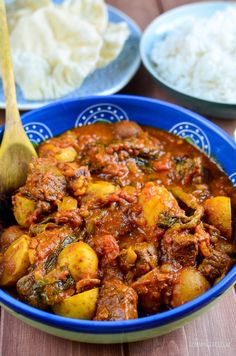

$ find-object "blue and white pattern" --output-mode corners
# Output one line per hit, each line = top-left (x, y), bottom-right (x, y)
(169, 122), (211, 156)
(23, 122), (53, 144)
(75, 103), (129, 127)
(229, 173), (236, 187)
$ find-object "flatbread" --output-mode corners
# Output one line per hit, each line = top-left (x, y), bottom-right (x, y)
(1, 0), (129, 100)
(97, 22), (130, 68)
(10, 6), (102, 100)
(61, 0), (108, 34)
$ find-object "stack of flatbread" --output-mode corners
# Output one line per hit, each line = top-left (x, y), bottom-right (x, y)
(1, 0), (130, 100)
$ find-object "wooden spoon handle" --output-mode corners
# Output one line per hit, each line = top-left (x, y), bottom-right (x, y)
(0, 0), (21, 127)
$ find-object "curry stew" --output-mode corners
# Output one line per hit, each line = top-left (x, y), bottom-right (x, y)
(0, 121), (235, 320)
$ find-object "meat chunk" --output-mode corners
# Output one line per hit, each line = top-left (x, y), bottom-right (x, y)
(58, 163), (91, 197)
(90, 235), (120, 264)
(18, 158), (66, 202)
(86, 205), (130, 239)
(17, 269), (75, 308)
(29, 226), (76, 277)
(119, 242), (158, 277)
(94, 279), (138, 320)
(54, 209), (82, 228)
(198, 249), (234, 281)
(214, 240), (236, 257)
(152, 153), (173, 172)
(78, 124), (161, 186)
(174, 156), (203, 185)
(162, 229), (198, 267)
(132, 266), (176, 314)
(17, 273), (48, 309)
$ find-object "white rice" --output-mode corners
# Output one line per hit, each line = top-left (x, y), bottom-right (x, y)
(151, 7), (236, 103)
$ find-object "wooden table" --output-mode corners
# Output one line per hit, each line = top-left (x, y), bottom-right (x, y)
(0, 1), (236, 355)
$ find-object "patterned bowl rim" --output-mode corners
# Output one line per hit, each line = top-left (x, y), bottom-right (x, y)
(0, 94), (236, 334)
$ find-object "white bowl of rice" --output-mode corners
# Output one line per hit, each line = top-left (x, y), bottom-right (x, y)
(141, 2), (236, 119)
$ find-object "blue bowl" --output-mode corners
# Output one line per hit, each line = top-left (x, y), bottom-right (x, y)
(0, 95), (236, 343)
(140, 1), (236, 119)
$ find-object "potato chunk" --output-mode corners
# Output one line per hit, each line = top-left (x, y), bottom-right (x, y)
(58, 241), (98, 281)
(86, 181), (117, 199)
(171, 268), (210, 307)
(0, 225), (25, 252)
(204, 196), (232, 239)
(111, 121), (142, 139)
(55, 147), (77, 162)
(0, 235), (30, 287)
(57, 197), (78, 211)
(139, 182), (184, 226)
(53, 288), (99, 319)
(13, 196), (36, 227)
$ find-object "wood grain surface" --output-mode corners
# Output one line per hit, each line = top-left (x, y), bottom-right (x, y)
(0, 1), (236, 355)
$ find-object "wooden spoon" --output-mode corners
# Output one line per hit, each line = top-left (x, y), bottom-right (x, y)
(0, 0), (37, 196)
